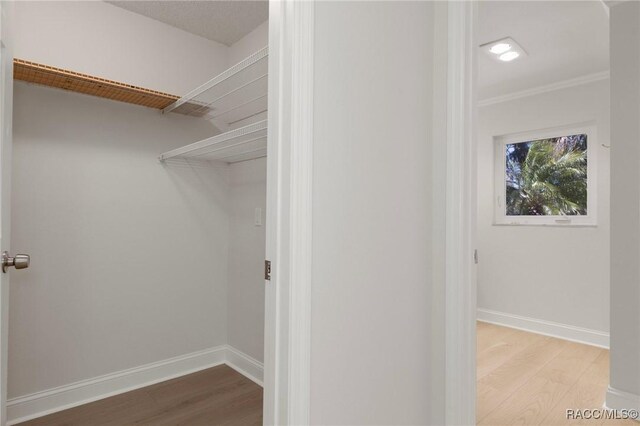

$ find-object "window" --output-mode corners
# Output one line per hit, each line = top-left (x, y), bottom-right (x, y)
(494, 123), (597, 226)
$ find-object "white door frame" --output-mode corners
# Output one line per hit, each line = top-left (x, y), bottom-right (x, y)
(264, 1), (477, 424)
(0, 1), (13, 425)
(263, 0), (314, 425)
(445, 1), (477, 425)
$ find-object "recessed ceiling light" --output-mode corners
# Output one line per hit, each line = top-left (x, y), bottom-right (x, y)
(499, 51), (520, 62)
(479, 37), (527, 63)
(489, 43), (511, 55)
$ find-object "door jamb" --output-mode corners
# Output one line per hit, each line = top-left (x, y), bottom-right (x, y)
(263, 1), (314, 425)
(0, 2), (13, 424)
(445, 2), (477, 425)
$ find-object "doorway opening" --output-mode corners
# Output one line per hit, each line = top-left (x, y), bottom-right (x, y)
(475, 1), (611, 424)
(2, 2), (280, 425)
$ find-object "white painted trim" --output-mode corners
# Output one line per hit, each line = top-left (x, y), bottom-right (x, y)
(263, 1), (313, 425)
(225, 345), (264, 387)
(606, 386), (640, 414)
(286, 1), (313, 424)
(263, 5), (282, 424)
(478, 71), (610, 107)
(0, 3), (15, 425)
(477, 308), (610, 349)
(6, 345), (264, 426)
(446, 2), (477, 425)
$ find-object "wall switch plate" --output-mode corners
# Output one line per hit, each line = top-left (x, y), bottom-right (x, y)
(254, 207), (262, 226)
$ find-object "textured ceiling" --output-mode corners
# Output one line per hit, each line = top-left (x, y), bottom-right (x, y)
(478, 1), (609, 100)
(105, 1), (268, 46)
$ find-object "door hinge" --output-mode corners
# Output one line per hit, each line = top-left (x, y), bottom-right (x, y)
(474, 249), (478, 264)
(264, 260), (271, 281)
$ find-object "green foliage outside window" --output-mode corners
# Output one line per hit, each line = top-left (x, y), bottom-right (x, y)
(505, 134), (588, 216)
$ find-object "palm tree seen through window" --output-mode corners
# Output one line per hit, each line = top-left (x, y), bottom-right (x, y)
(505, 134), (588, 216)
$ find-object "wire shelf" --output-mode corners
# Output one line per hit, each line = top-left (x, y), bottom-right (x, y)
(163, 46), (268, 130)
(159, 120), (267, 163)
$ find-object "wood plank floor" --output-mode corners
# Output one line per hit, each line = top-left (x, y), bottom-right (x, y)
(477, 322), (636, 425)
(18, 365), (262, 426)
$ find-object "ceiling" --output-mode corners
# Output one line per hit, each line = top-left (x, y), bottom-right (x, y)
(478, 1), (609, 100)
(106, 1), (606, 98)
(106, 0), (268, 46)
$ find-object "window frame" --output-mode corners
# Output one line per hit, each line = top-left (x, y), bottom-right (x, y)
(493, 122), (597, 227)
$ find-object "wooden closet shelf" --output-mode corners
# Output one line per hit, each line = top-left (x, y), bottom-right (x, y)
(13, 59), (180, 109)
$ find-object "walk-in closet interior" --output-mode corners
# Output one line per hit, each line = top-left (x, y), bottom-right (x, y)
(7, 2), (269, 424)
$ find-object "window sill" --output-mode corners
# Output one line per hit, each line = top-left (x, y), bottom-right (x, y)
(492, 221), (598, 228)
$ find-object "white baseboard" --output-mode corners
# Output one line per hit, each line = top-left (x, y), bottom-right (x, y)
(606, 386), (640, 417)
(7, 345), (264, 425)
(225, 346), (264, 386)
(477, 308), (610, 349)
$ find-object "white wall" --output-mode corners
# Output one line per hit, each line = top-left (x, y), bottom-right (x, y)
(13, 1), (229, 95)
(311, 2), (436, 424)
(227, 158), (266, 363)
(477, 79), (611, 335)
(9, 83), (228, 398)
(608, 0), (640, 407)
(225, 18), (268, 364)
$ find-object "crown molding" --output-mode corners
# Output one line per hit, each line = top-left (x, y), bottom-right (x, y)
(478, 71), (610, 107)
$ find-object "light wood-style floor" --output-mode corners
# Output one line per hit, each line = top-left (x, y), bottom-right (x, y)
(477, 322), (636, 425)
(18, 365), (262, 426)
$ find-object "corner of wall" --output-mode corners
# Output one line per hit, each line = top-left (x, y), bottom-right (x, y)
(605, 386), (640, 414)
